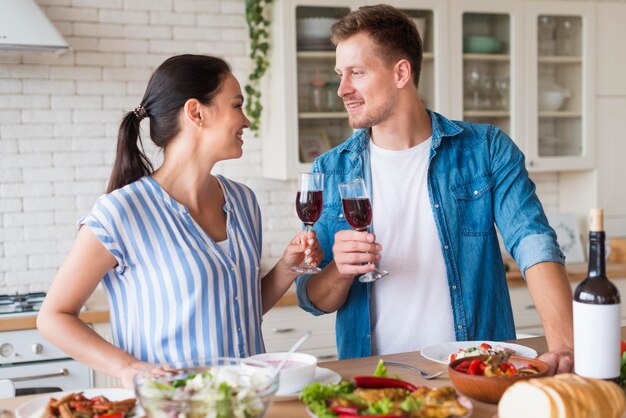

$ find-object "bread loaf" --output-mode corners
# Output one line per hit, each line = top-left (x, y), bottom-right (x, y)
(498, 373), (626, 418)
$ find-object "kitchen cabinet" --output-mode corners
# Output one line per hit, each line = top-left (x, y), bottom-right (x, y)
(263, 0), (448, 179)
(596, 3), (626, 96)
(262, 306), (338, 361)
(262, 0), (596, 179)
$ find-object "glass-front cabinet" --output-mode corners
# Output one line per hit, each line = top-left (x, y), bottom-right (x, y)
(262, 0), (595, 179)
(263, 0), (447, 179)
(525, 2), (595, 171)
(449, 0), (524, 147)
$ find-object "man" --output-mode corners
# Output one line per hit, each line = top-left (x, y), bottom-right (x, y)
(295, 4), (573, 374)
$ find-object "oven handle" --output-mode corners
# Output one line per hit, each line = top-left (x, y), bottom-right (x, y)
(11, 368), (68, 382)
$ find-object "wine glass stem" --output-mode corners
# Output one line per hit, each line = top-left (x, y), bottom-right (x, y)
(303, 224), (313, 267)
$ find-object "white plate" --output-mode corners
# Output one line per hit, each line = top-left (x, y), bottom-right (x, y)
(16, 388), (137, 418)
(274, 367), (341, 402)
(305, 394), (474, 417)
(420, 340), (538, 365)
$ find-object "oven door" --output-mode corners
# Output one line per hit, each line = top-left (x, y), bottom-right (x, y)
(0, 359), (92, 396)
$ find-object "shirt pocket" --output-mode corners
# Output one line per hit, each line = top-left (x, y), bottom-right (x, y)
(452, 175), (495, 236)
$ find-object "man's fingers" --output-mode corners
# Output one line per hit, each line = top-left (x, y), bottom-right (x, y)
(335, 229), (375, 243)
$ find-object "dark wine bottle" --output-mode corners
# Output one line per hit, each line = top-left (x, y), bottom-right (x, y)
(573, 208), (621, 379)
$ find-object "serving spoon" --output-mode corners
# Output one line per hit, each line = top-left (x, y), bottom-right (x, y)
(272, 330), (312, 377)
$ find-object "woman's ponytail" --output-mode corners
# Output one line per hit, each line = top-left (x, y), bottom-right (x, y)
(106, 110), (154, 193)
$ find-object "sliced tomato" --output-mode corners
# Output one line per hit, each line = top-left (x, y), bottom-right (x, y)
(449, 353), (457, 362)
(479, 343), (493, 351)
(454, 360), (470, 374)
(329, 406), (359, 415)
(620, 340), (626, 355)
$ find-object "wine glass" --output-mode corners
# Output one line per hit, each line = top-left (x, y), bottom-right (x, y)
(338, 178), (388, 283)
(292, 172), (324, 274)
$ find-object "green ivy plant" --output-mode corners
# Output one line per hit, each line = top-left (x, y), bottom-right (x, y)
(245, 0), (273, 134)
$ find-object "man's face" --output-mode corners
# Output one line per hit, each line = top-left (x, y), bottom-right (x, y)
(335, 32), (398, 129)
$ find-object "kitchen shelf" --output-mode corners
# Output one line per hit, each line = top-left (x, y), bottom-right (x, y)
(296, 51), (435, 60)
(464, 110), (510, 118)
(538, 56), (582, 64)
(538, 111), (582, 118)
(463, 53), (510, 62)
(299, 112), (348, 119)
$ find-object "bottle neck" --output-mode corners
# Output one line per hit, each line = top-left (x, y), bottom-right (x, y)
(587, 231), (606, 278)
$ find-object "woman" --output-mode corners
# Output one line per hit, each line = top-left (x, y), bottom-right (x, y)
(37, 54), (322, 388)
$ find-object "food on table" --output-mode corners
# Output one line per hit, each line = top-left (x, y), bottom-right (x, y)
(447, 342), (515, 362)
(452, 353), (539, 377)
(43, 392), (136, 418)
(300, 375), (469, 417)
(498, 373), (626, 418)
(136, 365), (274, 418)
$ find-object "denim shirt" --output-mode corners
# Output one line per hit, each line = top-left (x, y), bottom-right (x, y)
(295, 110), (565, 360)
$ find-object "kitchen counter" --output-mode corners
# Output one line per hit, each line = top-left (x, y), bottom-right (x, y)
(0, 290), (110, 332)
(3, 329), (626, 418)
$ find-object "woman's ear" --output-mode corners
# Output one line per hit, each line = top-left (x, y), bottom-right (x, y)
(394, 59), (412, 88)
(183, 98), (204, 128)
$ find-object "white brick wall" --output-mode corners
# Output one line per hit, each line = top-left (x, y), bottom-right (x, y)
(0, 0), (570, 293)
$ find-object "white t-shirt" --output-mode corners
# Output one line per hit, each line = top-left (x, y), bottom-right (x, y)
(369, 138), (456, 355)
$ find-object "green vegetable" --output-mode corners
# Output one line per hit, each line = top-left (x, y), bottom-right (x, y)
(373, 359), (388, 377)
(299, 381), (355, 418)
(399, 396), (423, 413)
(363, 399), (393, 415)
(619, 351), (626, 388)
(216, 382), (233, 418)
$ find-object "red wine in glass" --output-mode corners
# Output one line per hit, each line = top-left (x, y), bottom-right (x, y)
(338, 177), (388, 283)
(341, 197), (372, 231)
(296, 190), (323, 226)
(292, 173), (324, 274)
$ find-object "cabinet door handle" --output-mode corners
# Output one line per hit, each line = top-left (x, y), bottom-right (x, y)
(11, 369), (68, 382)
(525, 304), (536, 310)
(272, 327), (295, 333)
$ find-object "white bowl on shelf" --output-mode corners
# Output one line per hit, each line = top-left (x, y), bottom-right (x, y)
(297, 17), (337, 42)
(538, 81), (571, 111)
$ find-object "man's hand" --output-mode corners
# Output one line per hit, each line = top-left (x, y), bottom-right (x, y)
(332, 229), (382, 276)
(538, 347), (574, 375)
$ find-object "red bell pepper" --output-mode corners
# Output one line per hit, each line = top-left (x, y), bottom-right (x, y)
(454, 360), (470, 373)
(621, 340), (626, 355)
(353, 376), (418, 392)
(94, 412), (125, 418)
(468, 359), (486, 376)
(329, 406), (360, 415)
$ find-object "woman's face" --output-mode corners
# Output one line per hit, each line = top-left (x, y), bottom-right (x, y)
(204, 73), (250, 160)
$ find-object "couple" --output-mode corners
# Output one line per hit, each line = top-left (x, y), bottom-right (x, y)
(38, 4), (573, 388)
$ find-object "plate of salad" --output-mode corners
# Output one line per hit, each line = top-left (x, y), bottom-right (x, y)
(299, 360), (472, 418)
(420, 341), (538, 364)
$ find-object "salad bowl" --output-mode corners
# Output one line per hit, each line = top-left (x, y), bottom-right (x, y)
(134, 358), (279, 418)
(448, 355), (550, 404)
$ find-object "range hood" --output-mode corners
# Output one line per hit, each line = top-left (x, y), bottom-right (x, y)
(0, 0), (69, 52)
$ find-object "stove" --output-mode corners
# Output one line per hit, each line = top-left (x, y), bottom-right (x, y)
(0, 292), (93, 395)
(0, 292), (46, 317)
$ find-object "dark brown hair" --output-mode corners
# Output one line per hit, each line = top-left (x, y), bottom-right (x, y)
(331, 4), (423, 87)
(107, 54), (231, 193)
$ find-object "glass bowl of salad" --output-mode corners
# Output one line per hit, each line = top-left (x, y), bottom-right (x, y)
(134, 357), (279, 418)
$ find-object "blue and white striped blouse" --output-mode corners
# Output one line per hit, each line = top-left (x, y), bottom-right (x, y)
(79, 175), (265, 363)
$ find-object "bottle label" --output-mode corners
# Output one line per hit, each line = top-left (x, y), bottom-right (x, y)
(573, 301), (621, 379)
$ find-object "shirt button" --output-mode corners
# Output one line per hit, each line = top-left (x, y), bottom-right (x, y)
(234, 296), (239, 301)
(457, 325), (462, 330)
(339, 214), (344, 218)
(451, 285), (457, 290)
(434, 204), (440, 209)
(473, 190), (478, 195)
(444, 245), (449, 250)
(237, 327), (241, 332)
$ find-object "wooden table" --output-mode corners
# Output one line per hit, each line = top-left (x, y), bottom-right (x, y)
(2, 331), (624, 418)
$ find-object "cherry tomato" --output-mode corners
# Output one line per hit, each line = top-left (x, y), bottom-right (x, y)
(468, 359), (486, 375)
(479, 343), (493, 351)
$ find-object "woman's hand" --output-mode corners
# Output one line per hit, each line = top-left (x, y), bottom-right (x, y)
(282, 230), (323, 270)
(119, 360), (152, 389)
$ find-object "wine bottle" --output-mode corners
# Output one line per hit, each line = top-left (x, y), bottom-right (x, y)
(573, 208), (621, 380)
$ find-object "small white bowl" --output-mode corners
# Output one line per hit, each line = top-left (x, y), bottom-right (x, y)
(248, 352), (317, 394)
(297, 17), (336, 41)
